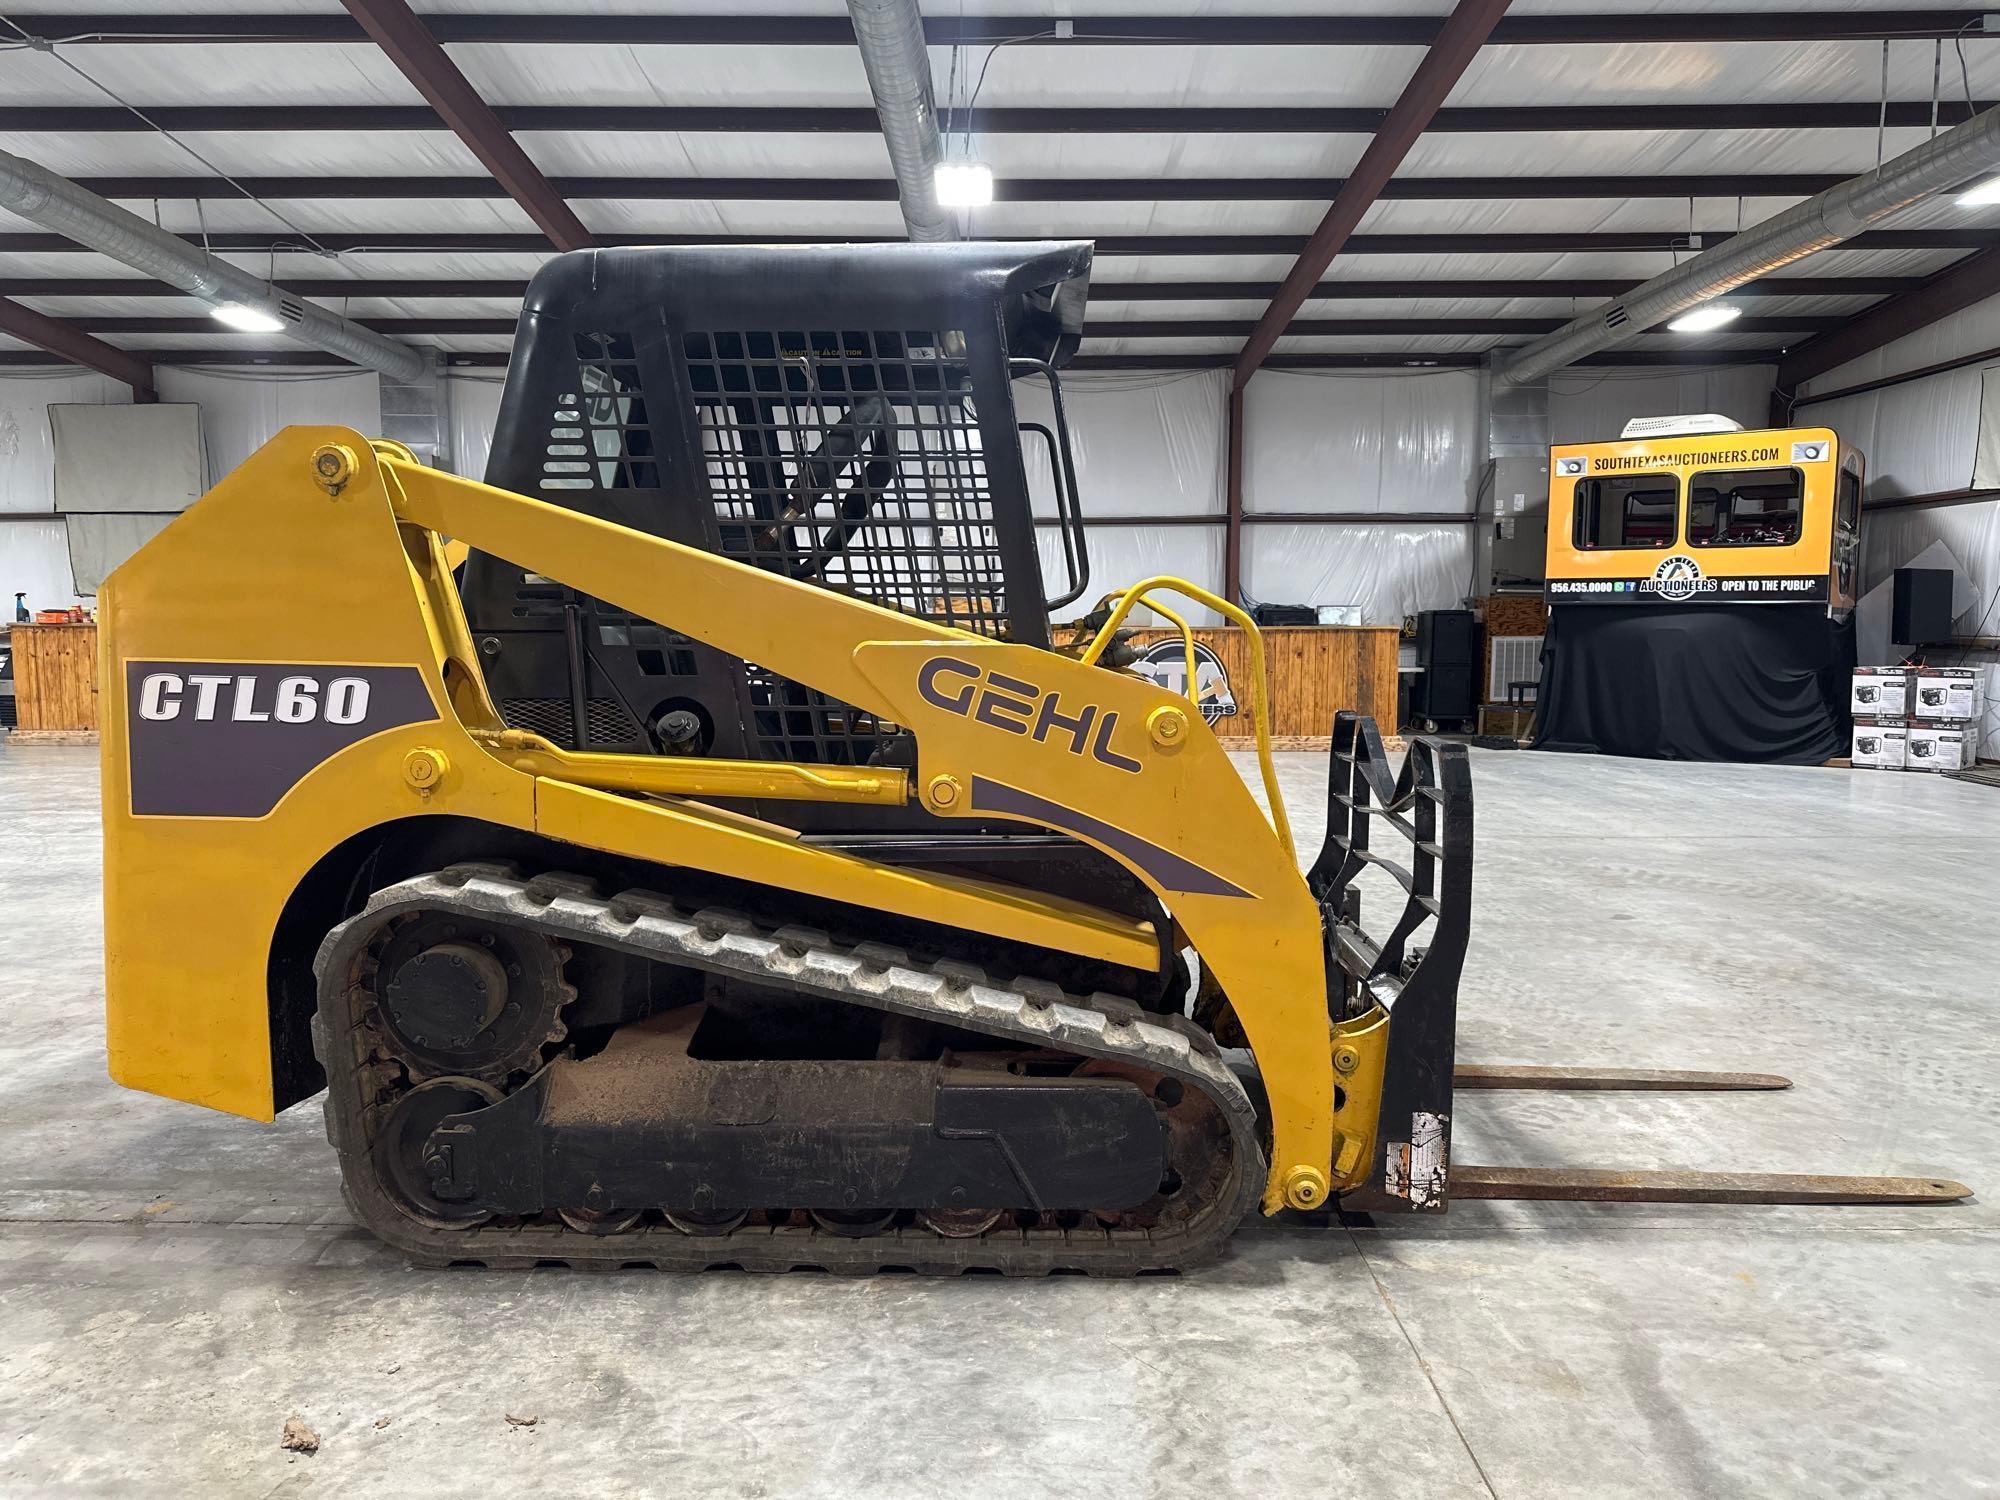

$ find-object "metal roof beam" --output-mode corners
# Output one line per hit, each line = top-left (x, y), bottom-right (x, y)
(2, 230), (1980, 256)
(337, 0), (593, 251)
(17, 11), (1990, 45)
(1776, 247), (2000, 393)
(0, 346), (1789, 372)
(0, 295), (155, 397)
(60, 173), (1857, 203)
(6, 101), (1991, 134)
(0, 275), (1922, 301)
(51, 314), (1849, 338)
(1235, 0), (1512, 385)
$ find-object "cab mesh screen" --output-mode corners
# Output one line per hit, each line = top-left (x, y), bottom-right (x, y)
(685, 329), (1008, 763)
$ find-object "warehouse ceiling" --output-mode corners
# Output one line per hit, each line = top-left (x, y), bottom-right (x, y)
(2, 1), (1999, 378)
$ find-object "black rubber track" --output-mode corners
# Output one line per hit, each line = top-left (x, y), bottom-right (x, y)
(313, 864), (1266, 1275)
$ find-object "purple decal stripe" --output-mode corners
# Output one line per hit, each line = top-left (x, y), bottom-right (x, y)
(969, 776), (1251, 900)
(126, 661), (438, 819)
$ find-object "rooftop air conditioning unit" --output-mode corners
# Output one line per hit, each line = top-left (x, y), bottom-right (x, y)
(1619, 413), (1745, 439)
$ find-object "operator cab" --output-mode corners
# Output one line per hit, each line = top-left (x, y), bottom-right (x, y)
(461, 242), (1093, 784)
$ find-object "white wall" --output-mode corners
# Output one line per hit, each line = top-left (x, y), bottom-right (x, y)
(457, 361), (1485, 627)
(449, 372), (505, 481)
(0, 366), (382, 610)
(1020, 366), (1485, 628)
(1242, 368), (1480, 624)
(155, 366), (382, 486)
(1795, 294), (2000, 748)
(1017, 368), (1229, 624)
(1, 371), (136, 610)
(1549, 363), (1778, 445)
(1792, 291), (2000, 503)
(7, 355), (1831, 644)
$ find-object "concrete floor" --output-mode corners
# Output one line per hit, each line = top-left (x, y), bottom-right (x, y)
(1, 741), (1995, 1498)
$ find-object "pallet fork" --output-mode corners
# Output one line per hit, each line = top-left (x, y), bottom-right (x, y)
(1316, 713), (1967, 1212)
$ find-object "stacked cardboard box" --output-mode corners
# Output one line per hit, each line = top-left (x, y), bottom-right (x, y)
(1851, 667), (1985, 772)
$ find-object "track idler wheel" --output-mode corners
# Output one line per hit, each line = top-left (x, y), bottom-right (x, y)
(810, 1208), (898, 1238)
(664, 1210), (748, 1237)
(373, 1076), (504, 1228)
(917, 1207), (1005, 1238)
(558, 1206), (645, 1236)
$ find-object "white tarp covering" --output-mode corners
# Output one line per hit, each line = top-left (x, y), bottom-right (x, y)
(1799, 287), (2000, 757)
(0, 372), (132, 512)
(49, 404), (203, 515)
(1035, 522), (1226, 628)
(1, 371), (134, 610)
(1242, 369), (1478, 515)
(0, 350), (1851, 639)
(1235, 369), (1477, 622)
(1244, 521), (1474, 624)
(155, 367), (382, 486)
(1016, 368), (1225, 520)
(1022, 366), (1483, 624)
(1, 518), (88, 613)
(1806, 372), (1982, 500)
(1549, 364), (1779, 446)
(0, 360), (1499, 629)
(1974, 368), (2000, 492)
(63, 514), (176, 596)
(1798, 279), (2000, 400)
(49, 403), (206, 594)
(1016, 368), (1226, 622)
(2, 368), (378, 609)
(449, 374), (507, 481)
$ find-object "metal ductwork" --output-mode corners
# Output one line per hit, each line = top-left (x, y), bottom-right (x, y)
(0, 147), (429, 383)
(1495, 102), (2000, 387)
(845, 0), (952, 243)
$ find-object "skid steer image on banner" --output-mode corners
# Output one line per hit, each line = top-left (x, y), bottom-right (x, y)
(98, 244), (1969, 1272)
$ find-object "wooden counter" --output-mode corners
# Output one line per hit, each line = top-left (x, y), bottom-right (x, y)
(1118, 624), (1399, 741)
(10, 623), (99, 734)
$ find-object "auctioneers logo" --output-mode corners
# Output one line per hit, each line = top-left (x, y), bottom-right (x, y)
(1643, 553), (1713, 603)
(1131, 639), (1239, 726)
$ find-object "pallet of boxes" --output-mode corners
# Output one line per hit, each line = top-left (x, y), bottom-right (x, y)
(1850, 666), (1984, 772)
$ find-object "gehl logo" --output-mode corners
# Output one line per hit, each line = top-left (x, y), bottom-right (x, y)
(917, 657), (1141, 774)
(138, 671), (373, 724)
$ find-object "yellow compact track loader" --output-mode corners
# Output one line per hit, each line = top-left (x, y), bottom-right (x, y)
(99, 244), (1968, 1273)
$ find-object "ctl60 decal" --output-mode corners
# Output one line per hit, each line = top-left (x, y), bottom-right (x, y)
(125, 661), (438, 818)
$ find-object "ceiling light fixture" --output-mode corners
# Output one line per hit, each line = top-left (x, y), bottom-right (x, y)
(1957, 174), (2000, 207)
(209, 301), (285, 334)
(934, 160), (994, 209)
(1665, 302), (1743, 334)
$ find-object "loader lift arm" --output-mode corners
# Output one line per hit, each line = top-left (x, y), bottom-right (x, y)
(372, 443), (1349, 1214)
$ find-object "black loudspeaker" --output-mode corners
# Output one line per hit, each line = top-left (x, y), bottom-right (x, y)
(1891, 568), (1953, 645)
(1413, 663), (1476, 723)
(1415, 609), (1476, 666)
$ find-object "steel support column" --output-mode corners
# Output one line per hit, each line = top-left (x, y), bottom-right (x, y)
(1224, 384), (1246, 605)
